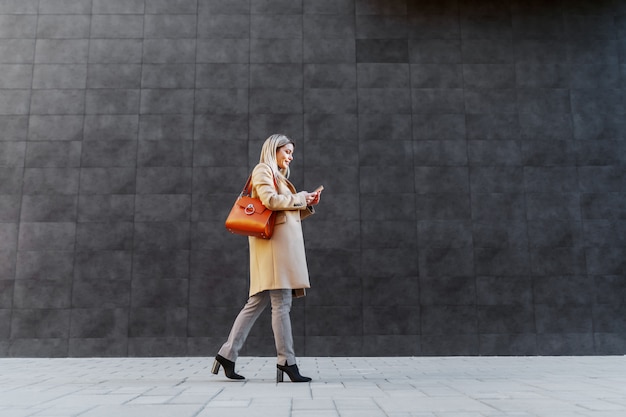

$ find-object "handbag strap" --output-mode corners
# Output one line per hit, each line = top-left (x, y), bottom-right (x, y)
(241, 172), (277, 197)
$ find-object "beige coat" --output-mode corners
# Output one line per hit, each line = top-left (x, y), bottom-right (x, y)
(248, 163), (313, 297)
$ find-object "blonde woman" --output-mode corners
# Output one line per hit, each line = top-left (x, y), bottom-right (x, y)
(212, 134), (322, 382)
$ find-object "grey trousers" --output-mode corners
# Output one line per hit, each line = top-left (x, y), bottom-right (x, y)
(218, 289), (296, 366)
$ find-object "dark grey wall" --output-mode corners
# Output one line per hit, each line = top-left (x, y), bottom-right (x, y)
(0, 0), (625, 357)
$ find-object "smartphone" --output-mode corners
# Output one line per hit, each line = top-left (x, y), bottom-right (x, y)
(314, 185), (324, 193)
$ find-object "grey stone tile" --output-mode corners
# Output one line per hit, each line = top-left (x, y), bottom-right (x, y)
(0, 90), (30, 115)
(252, 0), (302, 14)
(409, 39), (461, 63)
(140, 89), (194, 114)
(140, 115), (193, 141)
(250, 64), (303, 89)
(128, 307), (188, 337)
(93, 0), (145, 14)
(304, 14), (355, 39)
(359, 88), (410, 113)
(251, 14), (302, 39)
(304, 88), (357, 114)
(415, 167), (469, 194)
(196, 64), (248, 89)
(195, 88), (249, 114)
(33, 64), (87, 89)
(0, 39), (36, 64)
(476, 276), (533, 306)
(198, 0), (249, 14)
(474, 246), (531, 276)
(421, 305), (477, 335)
(197, 14), (250, 38)
(0, 64), (33, 89)
(79, 167), (136, 194)
(419, 246), (474, 277)
(90, 15), (145, 39)
(462, 39), (514, 64)
(0, 167), (23, 194)
(81, 140), (137, 168)
(86, 89), (140, 115)
(0, 195), (21, 223)
(72, 281), (130, 308)
(0, 0), (38, 14)
(357, 63), (407, 88)
(74, 250), (132, 282)
(15, 250), (73, 282)
(413, 113), (465, 141)
(87, 64), (142, 89)
(469, 140), (523, 166)
(135, 195), (191, 222)
(197, 39), (249, 63)
(361, 220), (417, 249)
(39, 0), (92, 14)
(75, 222), (134, 251)
(356, 15), (408, 39)
(471, 192), (526, 221)
(78, 195), (135, 222)
(473, 220), (528, 248)
(356, 39), (408, 63)
(10, 308), (70, 336)
(303, 64), (356, 89)
(463, 64), (515, 89)
(69, 309), (129, 338)
(249, 38), (302, 63)
(470, 167), (524, 193)
(133, 222), (190, 252)
(30, 90), (85, 115)
(35, 39), (89, 64)
(18, 222), (76, 251)
(0, 141), (25, 167)
(138, 140), (193, 168)
(249, 89), (302, 114)
(464, 89), (518, 114)
(84, 115), (139, 141)
(144, 14), (197, 39)
(146, 0), (198, 14)
(194, 114), (248, 140)
(0, 116), (28, 141)
(304, 38), (356, 63)
(414, 140), (468, 166)
(193, 140), (247, 167)
(89, 39), (143, 64)
(0, 222), (18, 252)
(132, 279), (189, 308)
(408, 14), (461, 40)
(36, 15), (91, 39)
(20, 195), (77, 222)
(22, 168), (80, 195)
(133, 250), (189, 281)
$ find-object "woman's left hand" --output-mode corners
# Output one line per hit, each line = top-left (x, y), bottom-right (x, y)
(304, 191), (321, 206)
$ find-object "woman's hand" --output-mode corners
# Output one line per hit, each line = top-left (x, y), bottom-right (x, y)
(304, 191), (321, 206)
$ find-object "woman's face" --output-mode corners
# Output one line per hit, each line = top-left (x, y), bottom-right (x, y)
(276, 143), (294, 170)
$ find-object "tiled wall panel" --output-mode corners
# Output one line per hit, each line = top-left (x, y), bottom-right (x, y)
(0, 0), (624, 357)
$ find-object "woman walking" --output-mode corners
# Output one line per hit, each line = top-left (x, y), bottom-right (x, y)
(212, 134), (322, 383)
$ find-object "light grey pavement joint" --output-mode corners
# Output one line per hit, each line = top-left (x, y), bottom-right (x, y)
(0, 356), (625, 417)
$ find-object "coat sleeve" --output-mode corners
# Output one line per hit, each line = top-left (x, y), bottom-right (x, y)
(251, 164), (308, 211)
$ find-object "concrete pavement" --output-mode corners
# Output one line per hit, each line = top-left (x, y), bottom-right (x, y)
(1, 356), (625, 416)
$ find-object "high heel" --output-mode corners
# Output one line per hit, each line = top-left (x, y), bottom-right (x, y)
(212, 354), (245, 380)
(276, 362), (311, 383)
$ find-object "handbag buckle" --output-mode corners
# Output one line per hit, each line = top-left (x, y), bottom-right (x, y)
(244, 204), (255, 215)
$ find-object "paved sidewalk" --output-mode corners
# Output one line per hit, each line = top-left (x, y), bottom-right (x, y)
(0, 356), (625, 417)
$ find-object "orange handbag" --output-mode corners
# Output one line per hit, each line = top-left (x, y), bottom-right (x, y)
(225, 174), (276, 239)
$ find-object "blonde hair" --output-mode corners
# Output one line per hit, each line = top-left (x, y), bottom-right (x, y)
(259, 134), (294, 180)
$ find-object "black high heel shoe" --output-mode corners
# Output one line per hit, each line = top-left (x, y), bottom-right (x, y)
(211, 354), (245, 380)
(276, 362), (312, 383)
